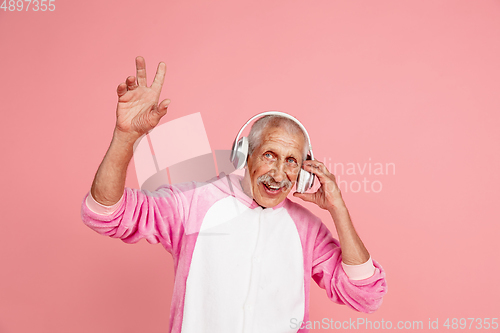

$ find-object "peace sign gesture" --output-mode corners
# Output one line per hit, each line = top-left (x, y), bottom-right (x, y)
(114, 56), (171, 140)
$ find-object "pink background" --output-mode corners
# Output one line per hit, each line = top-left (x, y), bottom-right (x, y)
(1, 0), (499, 332)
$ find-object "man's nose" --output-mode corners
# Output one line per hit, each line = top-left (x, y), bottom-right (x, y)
(270, 160), (286, 182)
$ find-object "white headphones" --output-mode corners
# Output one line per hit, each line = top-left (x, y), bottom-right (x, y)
(230, 111), (315, 193)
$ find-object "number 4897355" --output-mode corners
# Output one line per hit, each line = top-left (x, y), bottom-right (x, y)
(1, 0), (56, 11)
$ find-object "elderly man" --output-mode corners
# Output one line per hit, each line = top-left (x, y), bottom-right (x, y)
(81, 57), (387, 333)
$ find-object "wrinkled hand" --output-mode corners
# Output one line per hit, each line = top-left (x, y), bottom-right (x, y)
(115, 56), (170, 139)
(293, 160), (345, 212)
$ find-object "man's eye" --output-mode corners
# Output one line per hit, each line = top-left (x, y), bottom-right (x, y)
(287, 158), (297, 164)
(264, 153), (273, 158)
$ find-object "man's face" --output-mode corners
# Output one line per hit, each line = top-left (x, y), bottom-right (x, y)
(245, 126), (305, 208)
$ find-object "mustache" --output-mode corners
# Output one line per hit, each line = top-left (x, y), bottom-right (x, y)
(257, 173), (292, 189)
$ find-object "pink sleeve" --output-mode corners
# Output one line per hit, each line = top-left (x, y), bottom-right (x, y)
(341, 257), (376, 280)
(85, 192), (124, 215)
(80, 183), (196, 253)
(311, 223), (387, 313)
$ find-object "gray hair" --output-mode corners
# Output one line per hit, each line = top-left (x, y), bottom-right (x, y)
(247, 115), (309, 161)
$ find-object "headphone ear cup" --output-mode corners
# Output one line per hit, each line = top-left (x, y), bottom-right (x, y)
(231, 137), (249, 170)
(296, 153), (315, 193)
(306, 169), (315, 191)
(296, 169), (305, 193)
(296, 168), (314, 193)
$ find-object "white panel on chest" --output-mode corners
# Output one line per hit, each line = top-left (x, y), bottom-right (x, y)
(195, 197), (304, 278)
(183, 196), (305, 333)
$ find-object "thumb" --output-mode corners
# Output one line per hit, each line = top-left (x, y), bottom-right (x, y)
(156, 99), (171, 117)
(158, 98), (171, 110)
(293, 192), (315, 203)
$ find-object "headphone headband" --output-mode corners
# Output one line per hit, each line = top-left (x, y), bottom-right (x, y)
(232, 111), (314, 160)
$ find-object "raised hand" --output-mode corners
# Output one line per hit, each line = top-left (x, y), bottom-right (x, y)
(114, 56), (171, 140)
(294, 160), (371, 265)
(293, 160), (345, 213)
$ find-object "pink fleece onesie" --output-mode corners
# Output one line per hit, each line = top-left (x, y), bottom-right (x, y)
(81, 173), (387, 333)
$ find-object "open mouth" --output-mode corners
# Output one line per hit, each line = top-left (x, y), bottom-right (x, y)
(262, 182), (283, 193)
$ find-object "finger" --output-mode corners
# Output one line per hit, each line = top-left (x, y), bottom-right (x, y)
(302, 163), (339, 194)
(151, 62), (166, 93)
(317, 161), (333, 177)
(117, 82), (127, 97)
(126, 76), (138, 90)
(302, 164), (336, 190)
(306, 159), (328, 173)
(303, 161), (333, 179)
(302, 163), (326, 179)
(314, 160), (336, 178)
(136, 56), (147, 87)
